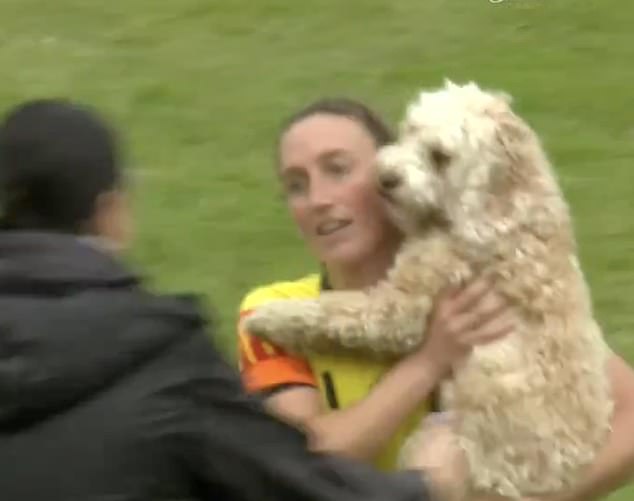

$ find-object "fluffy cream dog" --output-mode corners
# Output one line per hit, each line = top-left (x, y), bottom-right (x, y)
(245, 80), (613, 499)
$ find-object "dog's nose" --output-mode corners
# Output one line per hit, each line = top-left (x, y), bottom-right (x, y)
(379, 172), (401, 190)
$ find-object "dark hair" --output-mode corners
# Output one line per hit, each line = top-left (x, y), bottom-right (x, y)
(0, 99), (122, 233)
(277, 97), (395, 163)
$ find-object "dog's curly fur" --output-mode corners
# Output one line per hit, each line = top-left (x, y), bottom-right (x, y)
(245, 80), (614, 498)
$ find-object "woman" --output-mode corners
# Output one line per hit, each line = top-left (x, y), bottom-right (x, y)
(237, 97), (634, 499)
(0, 98), (468, 501)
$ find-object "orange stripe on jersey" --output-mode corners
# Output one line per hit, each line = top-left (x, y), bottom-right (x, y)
(238, 310), (260, 362)
(239, 309), (254, 319)
(237, 306), (316, 392)
(238, 310), (284, 365)
(242, 333), (284, 362)
(242, 357), (317, 393)
(239, 332), (256, 363)
(261, 341), (278, 357)
(238, 334), (257, 372)
(250, 336), (269, 360)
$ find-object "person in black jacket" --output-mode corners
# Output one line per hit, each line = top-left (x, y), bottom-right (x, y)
(0, 99), (468, 501)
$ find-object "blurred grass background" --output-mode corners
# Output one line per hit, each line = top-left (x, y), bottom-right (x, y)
(0, 0), (632, 497)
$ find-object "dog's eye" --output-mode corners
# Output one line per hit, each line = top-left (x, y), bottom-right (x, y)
(430, 148), (451, 172)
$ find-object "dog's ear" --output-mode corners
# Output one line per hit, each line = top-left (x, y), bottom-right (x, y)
(491, 112), (539, 201)
(464, 81), (481, 93)
(485, 90), (514, 117)
(494, 113), (526, 163)
(443, 78), (459, 90)
(492, 90), (513, 106)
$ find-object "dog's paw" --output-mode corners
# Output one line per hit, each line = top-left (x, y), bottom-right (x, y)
(243, 299), (325, 350)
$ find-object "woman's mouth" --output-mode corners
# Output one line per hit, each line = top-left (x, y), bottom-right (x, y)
(316, 219), (352, 236)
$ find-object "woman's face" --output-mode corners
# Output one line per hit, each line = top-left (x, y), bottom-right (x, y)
(278, 113), (399, 268)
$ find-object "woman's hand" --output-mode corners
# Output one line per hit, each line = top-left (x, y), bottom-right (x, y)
(411, 277), (517, 378)
(407, 413), (542, 501)
(406, 413), (469, 501)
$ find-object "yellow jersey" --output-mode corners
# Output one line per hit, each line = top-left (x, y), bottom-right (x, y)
(237, 273), (432, 471)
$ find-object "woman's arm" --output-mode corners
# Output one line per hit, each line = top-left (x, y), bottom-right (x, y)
(166, 329), (435, 501)
(267, 279), (515, 461)
(266, 350), (446, 461)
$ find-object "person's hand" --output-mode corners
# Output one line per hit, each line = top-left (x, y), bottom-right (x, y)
(405, 413), (469, 501)
(412, 277), (517, 378)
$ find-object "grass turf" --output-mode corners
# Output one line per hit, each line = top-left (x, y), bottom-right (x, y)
(1, 0), (632, 497)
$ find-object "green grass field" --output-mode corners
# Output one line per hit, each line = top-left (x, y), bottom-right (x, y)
(1, 0), (632, 497)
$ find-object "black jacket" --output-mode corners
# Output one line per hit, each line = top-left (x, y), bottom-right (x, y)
(0, 232), (431, 501)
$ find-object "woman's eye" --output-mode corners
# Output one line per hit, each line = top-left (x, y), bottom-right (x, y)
(281, 175), (307, 196)
(326, 159), (350, 176)
(286, 180), (306, 195)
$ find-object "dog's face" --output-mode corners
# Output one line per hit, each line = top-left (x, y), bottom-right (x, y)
(376, 81), (530, 233)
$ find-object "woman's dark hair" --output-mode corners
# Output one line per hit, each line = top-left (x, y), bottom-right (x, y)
(0, 98), (122, 233)
(277, 97), (395, 162)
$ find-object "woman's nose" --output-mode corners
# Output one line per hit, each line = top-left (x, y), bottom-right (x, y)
(308, 183), (335, 210)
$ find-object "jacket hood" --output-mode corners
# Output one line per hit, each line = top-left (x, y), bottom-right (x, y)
(0, 231), (205, 430)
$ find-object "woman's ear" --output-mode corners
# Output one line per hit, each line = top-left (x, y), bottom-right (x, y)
(88, 188), (133, 252)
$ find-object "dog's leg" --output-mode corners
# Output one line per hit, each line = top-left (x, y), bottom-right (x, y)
(245, 233), (471, 357)
(244, 283), (433, 357)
